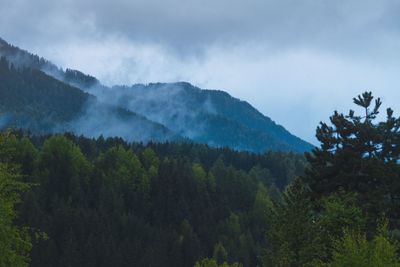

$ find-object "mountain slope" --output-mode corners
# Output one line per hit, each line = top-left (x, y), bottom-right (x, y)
(0, 37), (100, 89)
(92, 82), (314, 153)
(0, 56), (90, 131)
(0, 37), (313, 153)
(0, 56), (181, 142)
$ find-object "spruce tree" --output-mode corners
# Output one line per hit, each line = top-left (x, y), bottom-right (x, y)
(262, 178), (323, 266)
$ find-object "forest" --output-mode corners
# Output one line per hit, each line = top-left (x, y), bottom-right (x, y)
(2, 92), (400, 267)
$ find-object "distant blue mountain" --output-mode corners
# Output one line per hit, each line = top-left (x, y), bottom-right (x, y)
(0, 37), (313, 153)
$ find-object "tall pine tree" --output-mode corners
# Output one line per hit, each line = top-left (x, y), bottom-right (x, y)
(304, 92), (400, 229)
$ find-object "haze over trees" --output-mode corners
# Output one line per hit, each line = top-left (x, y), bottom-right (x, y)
(1, 35), (400, 266)
(0, 37), (313, 153)
(1, 92), (400, 266)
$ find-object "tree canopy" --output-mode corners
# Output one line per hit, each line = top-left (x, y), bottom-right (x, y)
(0, 131), (33, 267)
(304, 92), (400, 228)
(0, 131), (306, 266)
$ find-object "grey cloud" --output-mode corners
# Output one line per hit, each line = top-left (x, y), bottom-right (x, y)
(1, 0), (400, 144)
(2, 0), (400, 57)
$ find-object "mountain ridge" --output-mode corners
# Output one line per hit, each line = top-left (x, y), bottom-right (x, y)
(0, 37), (313, 153)
(0, 56), (182, 142)
(98, 82), (314, 152)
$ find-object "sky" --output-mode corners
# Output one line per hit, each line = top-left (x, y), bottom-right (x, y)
(1, 0), (400, 144)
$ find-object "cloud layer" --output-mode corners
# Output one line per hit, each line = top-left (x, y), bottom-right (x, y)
(1, 0), (400, 144)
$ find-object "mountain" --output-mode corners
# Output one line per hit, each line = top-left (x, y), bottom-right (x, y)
(0, 37), (313, 153)
(0, 37), (100, 88)
(91, 83), (314, 152)
(0, 56), (181, 142)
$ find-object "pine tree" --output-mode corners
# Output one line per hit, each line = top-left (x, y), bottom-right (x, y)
(304, 92), (400, 228)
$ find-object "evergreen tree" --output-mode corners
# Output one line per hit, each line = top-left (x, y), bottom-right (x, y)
(304, 92), (400, 228)
(0, 131), (33, 266)
(328, 219), (400, 267)
(262, 178), (323, 266)
(1, 131), (305, 267)
(193, 258), (243, 267)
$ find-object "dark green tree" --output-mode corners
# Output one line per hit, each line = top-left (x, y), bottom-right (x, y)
(262, 178), (323, 266)
(36, 135), (91, 204)
(4, 131), (306, 267)
(304, 92), (400, 228)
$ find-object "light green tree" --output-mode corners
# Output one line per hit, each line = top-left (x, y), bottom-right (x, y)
(194, 257), (243, 267)
(0, 131), (33, 267)
(328, 219), (400, 267)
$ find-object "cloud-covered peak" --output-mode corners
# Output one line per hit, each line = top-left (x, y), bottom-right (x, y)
(1, 0), (399, 144)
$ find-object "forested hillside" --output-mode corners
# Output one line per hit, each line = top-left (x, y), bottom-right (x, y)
(0, 37), (313, 153)
(4, 131), (305, 266)
(0, 37), (99, 89)
(2, 93), (400, 266)
(0, 56), (181, 142)
(0, 56), (90, 131)
(95, 83), (313, 153)
(2, 0), (400, 265)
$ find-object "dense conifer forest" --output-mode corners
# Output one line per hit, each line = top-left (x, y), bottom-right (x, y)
(3, 92), (400, 266)
(0, 130), (305, 266)
(1, 37), (400, 267)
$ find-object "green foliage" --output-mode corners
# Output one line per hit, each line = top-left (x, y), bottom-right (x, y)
(0, 132), (32, 267)
(141, 147), (160, 170)
(328, 219), (400, 267)
(304, 92), (400, 229)
(194, 258), (243, 267)
(318, 191), (365, 237)
(4, 135), (38, 176)
(192, 163), (207, 190)
(315, 190), (366, 261)
(180, 219), (201, 266)
(329, 229), (370, 267)
(263, 177), (323, 267)
(261, 92), (400, 266)
(213, 242), (228, 264)
(98, 145), (151, 200)
(37, 135), (91, 203)
(1, 132), (306, 267)
(251, 183), (273, 230)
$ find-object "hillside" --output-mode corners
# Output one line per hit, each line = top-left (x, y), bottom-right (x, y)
(6, 132), (307, 266)
(0, 56), (181, 142)
(0, 37), (313, 153)
(0, 37), (99, 88)
(94, 83), (314, 153)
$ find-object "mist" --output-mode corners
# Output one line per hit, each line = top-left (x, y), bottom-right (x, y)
(64, 99), (180, 143)
(32, 38), (400, 145)
(2, 0), (400, 144)
(0, 112), (12, 128)
(85, 82), (218, 140)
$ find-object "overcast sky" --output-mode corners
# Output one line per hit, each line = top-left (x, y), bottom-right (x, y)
(1, 0), (400, 144)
